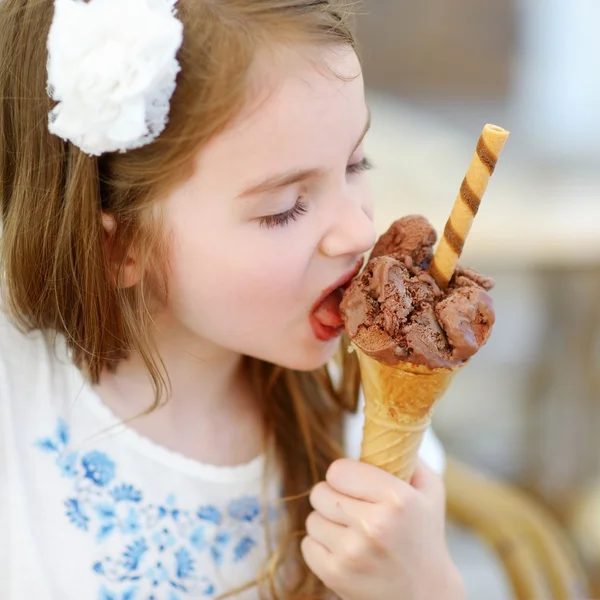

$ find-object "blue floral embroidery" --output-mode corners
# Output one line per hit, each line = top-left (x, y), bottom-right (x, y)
(228, 496), (262, 522)
(65, 497), (90, 531)
(99, 585), (139, 600)
(111, 484), (143, 504)
(36, 419), (274, 599)
(82, 451), (116, 486)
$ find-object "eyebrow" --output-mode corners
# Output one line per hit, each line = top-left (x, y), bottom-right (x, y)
(237, 108), (372, 198)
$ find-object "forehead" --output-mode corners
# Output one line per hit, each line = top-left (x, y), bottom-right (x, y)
(192, 45), (367, 186)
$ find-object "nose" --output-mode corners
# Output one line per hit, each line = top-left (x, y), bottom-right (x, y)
(319, 190), (376, 258)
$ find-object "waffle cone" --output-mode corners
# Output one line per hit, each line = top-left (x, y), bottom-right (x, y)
(356, 348), (461, 481)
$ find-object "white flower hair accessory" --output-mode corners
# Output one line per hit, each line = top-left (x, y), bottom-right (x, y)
(46, 0), (184, 156)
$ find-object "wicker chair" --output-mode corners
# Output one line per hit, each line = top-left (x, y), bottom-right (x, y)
(445, 458), (590, 600)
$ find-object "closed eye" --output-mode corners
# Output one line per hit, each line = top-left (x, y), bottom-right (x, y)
(347, 156), (373, 175)
(257, 199), (308, 229)
(257, 157), (372, 229)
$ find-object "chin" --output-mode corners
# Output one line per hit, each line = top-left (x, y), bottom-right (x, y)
(271, 335), (342, 372)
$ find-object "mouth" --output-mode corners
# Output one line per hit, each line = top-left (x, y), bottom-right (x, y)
(309, 257), (364, 342)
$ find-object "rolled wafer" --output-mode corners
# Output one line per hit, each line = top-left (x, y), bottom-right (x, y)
(357, 348), (462, 481)
(429, 124), (509, 289)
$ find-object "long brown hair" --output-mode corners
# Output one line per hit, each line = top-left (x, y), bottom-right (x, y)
(0, 0), (362, 596)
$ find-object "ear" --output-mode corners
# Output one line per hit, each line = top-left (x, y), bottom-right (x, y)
(101, 213), (142, 289)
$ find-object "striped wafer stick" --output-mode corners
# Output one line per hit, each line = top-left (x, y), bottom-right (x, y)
(429, 124), (509, 289)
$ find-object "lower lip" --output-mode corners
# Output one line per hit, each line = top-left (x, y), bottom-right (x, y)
(309, 315), (344, 342)
(309, 257), (364, 342)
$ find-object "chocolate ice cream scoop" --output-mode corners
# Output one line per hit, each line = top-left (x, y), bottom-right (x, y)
(340, 215), (495, 369)
(370, 214), (437, 267)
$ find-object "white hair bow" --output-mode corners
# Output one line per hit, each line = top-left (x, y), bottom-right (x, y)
(46, 0), (184, 156)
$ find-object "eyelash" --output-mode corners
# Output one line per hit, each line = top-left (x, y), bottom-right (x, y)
(347, 156), (373, 175)
(258, 156), (373, 229)
(259, 200), (309, 229)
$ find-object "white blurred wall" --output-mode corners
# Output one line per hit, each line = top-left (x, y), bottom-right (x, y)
(511, 0), (600, 162)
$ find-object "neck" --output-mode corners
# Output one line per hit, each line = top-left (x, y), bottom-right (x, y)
(94, 310), (264, 466)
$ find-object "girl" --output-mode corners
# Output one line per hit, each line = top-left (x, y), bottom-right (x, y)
(0, 0), (465, 598)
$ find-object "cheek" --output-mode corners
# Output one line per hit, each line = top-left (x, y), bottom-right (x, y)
(162, 221), (342, 370)
(166, 227), (312, 339)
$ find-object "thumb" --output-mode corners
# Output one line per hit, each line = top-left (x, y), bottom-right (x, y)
(410, 459), (446, 505)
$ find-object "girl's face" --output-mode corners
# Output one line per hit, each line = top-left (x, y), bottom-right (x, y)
(159, 44), (375, 370)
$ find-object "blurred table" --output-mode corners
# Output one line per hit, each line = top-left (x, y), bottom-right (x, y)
(367, 95), (600, 551)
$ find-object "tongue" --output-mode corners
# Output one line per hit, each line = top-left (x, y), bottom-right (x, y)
(313, 288), (344, 328)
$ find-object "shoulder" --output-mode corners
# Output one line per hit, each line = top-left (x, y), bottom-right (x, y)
(0, 306), (51, 368)
(0, 306), (55, 390)
(0, 306), (81, 410)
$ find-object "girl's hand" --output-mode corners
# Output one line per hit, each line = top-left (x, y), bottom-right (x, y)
(301, 459), (465, 600)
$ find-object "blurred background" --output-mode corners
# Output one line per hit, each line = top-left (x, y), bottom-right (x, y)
(354, 1), (600, 597)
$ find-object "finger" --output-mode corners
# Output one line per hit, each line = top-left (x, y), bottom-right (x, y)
(411, 459), (446, 506)
(310, 485), (390, 554)
(309, 481), (365, 527)
(301, 535), (334, 584)
(326, 458), (410, 503)
(305, 510), (347, 553)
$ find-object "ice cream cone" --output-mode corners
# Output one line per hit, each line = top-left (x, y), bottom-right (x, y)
(356, 348), (462, 481)
(345, 126), (508, 482)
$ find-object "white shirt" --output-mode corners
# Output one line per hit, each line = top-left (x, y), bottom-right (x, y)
(0, 309), (444, 600)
